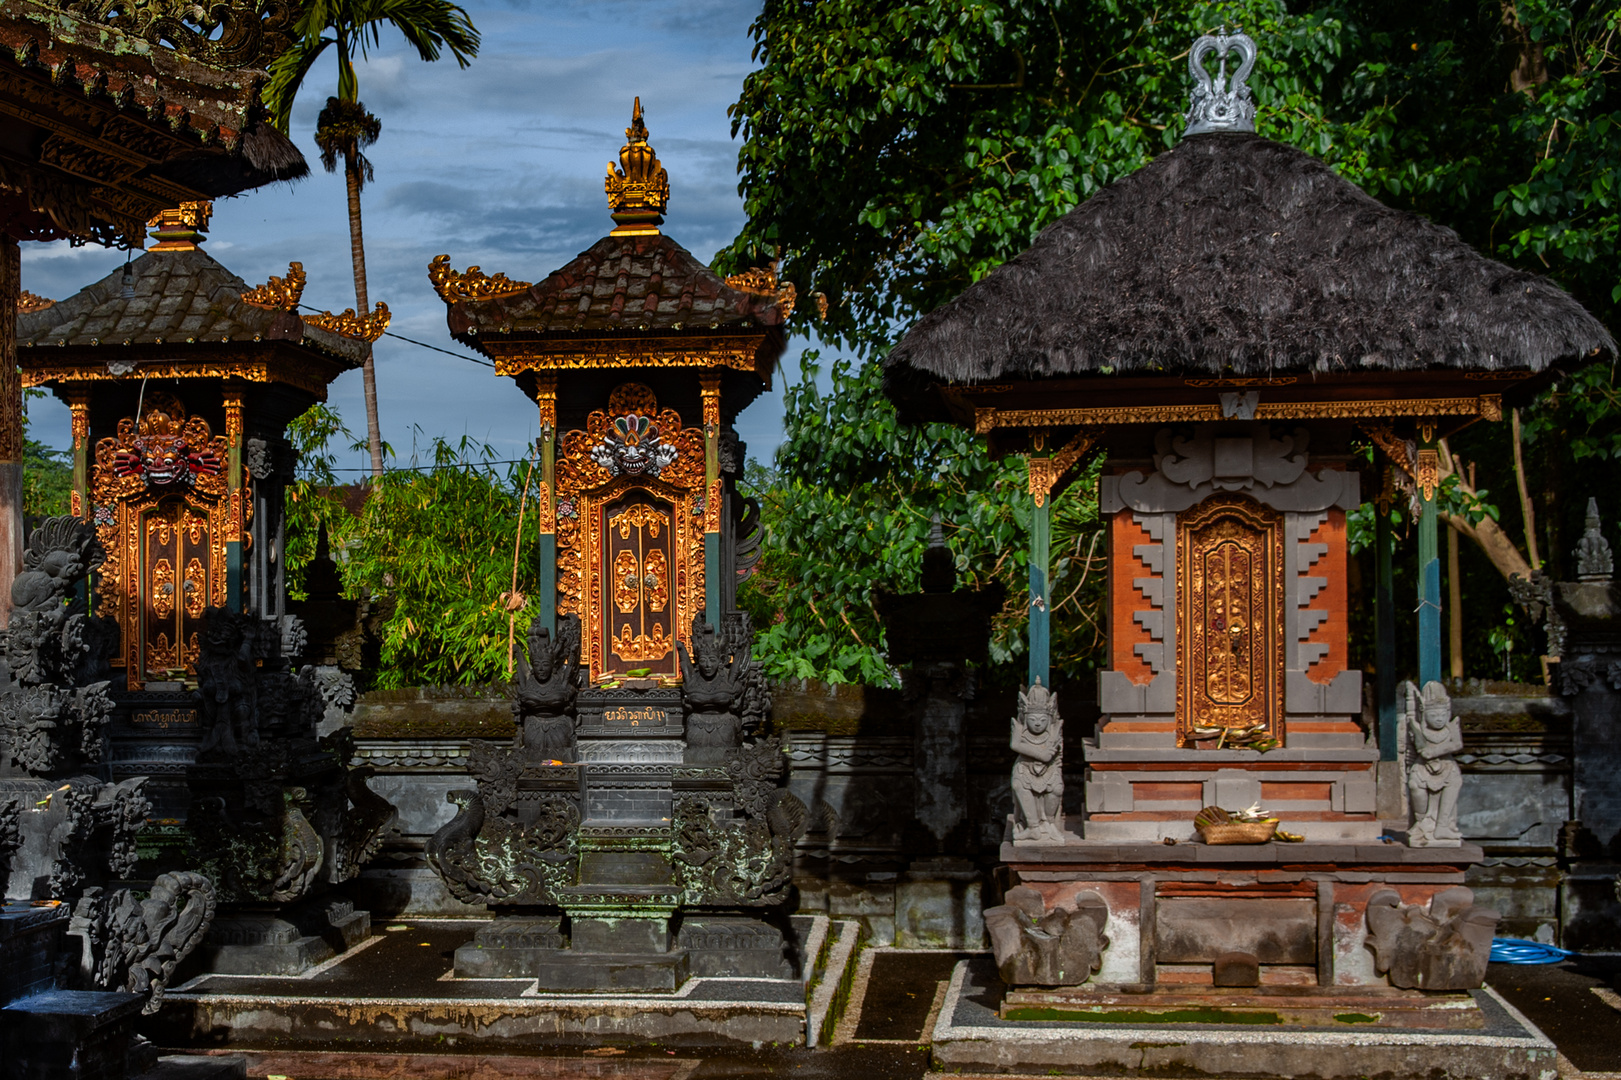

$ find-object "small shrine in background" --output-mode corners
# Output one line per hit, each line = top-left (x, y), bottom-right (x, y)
(425, 100), (804, 990)
(16, 203), (398, 976)
(886, 28), (1614, 1078)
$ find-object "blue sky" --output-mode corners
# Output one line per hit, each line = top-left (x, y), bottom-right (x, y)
(22, 0), (821, 473)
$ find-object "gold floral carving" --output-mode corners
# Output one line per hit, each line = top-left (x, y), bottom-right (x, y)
(69, 398), (89, 451)
(305, 302), (391, 342)
(1025, 430), (1100, 507)
(556, 384), (705, 681)
(1361, 423), (1414, 475)
(974, 396), (1504, 435)
(613, 503), (666, 538)
(1176, 496), (1285, 747)
(18, 291), (53, 314)
(1415, 448), (1441, 502)
(241, 262), (307, 310)
(724, 265), (797, 318)
(491, 341), (763, 377)
(92, 396), (236, 687)
(427, 254), (532, 304)
(23, 357), (337, 398)
(151, 558), (175, 619)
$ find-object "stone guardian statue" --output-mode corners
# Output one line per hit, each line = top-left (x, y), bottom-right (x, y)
(1403, 680), (1463, 847)
(1010, 680), (1064, 843)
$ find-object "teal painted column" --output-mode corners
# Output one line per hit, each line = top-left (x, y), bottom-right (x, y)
(1417, 432), (1442, 687)
(1375, 470), (1398, 760)
(1028, 457), (1052, 687)
(225, 393), (244, 613)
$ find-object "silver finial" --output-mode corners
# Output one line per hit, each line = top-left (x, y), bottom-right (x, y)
(1575, 497), (1613, 582)
(1184, 27), (1258, 137)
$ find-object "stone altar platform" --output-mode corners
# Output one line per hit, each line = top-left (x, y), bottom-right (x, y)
(1000, 832), (1484, 988)
(149, 916), (843, 1050)
(930, 957), (1558, 1080)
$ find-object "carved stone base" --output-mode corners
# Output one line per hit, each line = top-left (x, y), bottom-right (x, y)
(678, 916), (793, 978)
(194, 900), (371, 976)
(454, 915), (693, 990)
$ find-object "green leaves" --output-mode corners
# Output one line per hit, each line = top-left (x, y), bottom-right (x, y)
(285, 407), (537, 688)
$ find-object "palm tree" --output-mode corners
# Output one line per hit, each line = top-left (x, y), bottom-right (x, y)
(263, 0), (480, 478)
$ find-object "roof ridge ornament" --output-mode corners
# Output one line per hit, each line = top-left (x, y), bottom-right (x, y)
(305, 302), (392, 343)
(147, 201), (213, 252)
(241, 262), (306, 311)
(1184, 27), (1258, 137)
(605, 97), (670, 236)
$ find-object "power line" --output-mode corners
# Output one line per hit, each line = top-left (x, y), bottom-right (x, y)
(297, 304), (494, 367)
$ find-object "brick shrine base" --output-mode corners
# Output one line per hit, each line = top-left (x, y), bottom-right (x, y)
(930, 958), (1559, 1080)
(999, 836), (1487, 988)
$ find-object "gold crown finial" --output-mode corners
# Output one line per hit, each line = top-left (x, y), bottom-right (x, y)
(147, 201), (213, 252)
(605, 96), (669, 236)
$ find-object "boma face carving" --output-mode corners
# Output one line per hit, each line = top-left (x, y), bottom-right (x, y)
(590, 413), (679, 478)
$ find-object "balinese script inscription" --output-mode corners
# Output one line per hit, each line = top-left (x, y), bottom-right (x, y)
(603, 706), (667, 726)
(132, 709), (199, 729)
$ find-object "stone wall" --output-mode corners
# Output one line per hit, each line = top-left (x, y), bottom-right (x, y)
(1451, 680), (1572, 943)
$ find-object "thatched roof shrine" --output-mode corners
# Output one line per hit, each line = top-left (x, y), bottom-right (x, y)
(886, 131), (1615, 429)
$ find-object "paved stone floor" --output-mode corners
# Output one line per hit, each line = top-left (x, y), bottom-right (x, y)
(159, 928), (1621, 1080)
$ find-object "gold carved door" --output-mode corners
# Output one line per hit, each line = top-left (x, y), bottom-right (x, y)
(1176, 496), (1284, 745)
(601, 492), (677, 678)
(139, 498), (213, 681)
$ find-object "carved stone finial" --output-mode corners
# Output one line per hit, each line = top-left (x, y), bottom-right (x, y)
(147, 201), (213, 252)
(1576, 497), (1613, 582)
(1183, 28), (1258, 137)
(605, 96), (670, 235)
(920, 513), (956, 594)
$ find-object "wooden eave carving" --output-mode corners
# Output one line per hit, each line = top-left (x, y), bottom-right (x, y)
(19, 342), (354, 401)
(939, 370), (1534, 439)
(0, 0), (302, 243)
(475, 331), (779, 388)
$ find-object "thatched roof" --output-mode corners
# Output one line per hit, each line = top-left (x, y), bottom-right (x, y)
(886, 133), (1614, 399)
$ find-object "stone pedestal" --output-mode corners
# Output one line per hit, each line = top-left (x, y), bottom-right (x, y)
(999, 834), (1483, 989)
(193, 899), (369, 976)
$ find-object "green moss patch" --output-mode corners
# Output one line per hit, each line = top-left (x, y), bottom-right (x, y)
(1004, 1006), (1283, 1025)
(1333, 1013), (1381, 1024)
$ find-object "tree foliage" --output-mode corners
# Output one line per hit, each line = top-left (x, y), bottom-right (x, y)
(727, 0), (1621, 684)
(286, 406), (539, 689)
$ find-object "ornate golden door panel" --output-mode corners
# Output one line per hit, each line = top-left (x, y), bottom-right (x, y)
(556, 384), (705, 683)
(91, 394), (238, 688)
(601, 493), (677, 676)
(139, 499), (214, 679)
(1176, 496), (1284, 746)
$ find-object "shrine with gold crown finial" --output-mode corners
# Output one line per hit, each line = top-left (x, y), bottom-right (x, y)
(426, 100), (802, 992)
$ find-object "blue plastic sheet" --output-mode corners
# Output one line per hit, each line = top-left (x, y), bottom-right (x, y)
(1490, 938), (1574, 964)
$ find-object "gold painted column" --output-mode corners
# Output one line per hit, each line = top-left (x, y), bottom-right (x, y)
(224, 390), (246, 612)
(67, 392), (90, 520)
(701, 373), (721, 630)
(535, 376), (558, 636)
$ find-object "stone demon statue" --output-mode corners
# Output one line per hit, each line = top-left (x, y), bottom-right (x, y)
(0, 517), (216, 1009)
(984, 885), (1109, 986)
(513, 613), (584, 762)
(1010, 681), (1065, 843)
(676, 613), (769, 765)
(1365, 886), (1499, 990)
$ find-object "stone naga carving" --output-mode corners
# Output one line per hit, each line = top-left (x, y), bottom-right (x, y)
(1010, 680), (1065, 843)
(671, 737), (806, 906)
(1403, 680), (1464, 847)
(1365, 886), (1500, 990)
(513, 613), (584, 763)
(984, 885), (1109, 986)
(70, 870), (216, 1012)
